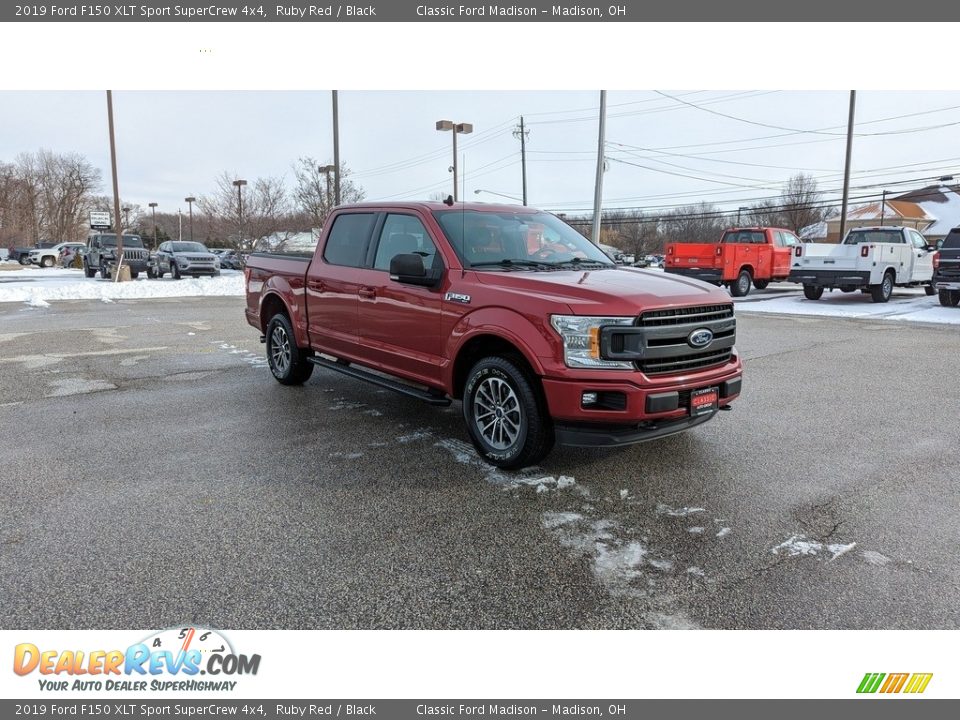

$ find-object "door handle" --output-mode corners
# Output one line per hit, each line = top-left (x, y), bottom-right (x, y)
(358, 286), (376, 299)
(307, 280), (325, 292)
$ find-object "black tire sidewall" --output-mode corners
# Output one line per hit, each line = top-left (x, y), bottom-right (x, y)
(266, 315), (295, 382)
(463, 360), (534, 465)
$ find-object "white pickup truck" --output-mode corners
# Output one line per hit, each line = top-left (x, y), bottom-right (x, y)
(789, 226), (937, 303)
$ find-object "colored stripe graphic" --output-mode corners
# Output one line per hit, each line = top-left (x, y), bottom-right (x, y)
(904, 673), (933, 694)
(857, 673), (885, 693)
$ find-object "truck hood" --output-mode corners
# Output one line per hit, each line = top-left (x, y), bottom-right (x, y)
(474, 267), (730, 315)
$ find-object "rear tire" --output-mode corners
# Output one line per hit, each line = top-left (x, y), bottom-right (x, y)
(803, 284), (824, 301)
(925, 283), (936, 296)
(870, 272), (894, 303)
(729, 269), (752, 297)
(939, 289), (960, 307)
(462, 356), (554, 470)
(753, 279), (769, 290)
(265, 313), (314, 385)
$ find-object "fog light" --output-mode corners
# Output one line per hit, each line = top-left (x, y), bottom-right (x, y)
(582, 392), (599, 406)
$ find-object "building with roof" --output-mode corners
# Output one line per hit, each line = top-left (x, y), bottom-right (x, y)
(806, 184), (960, 243)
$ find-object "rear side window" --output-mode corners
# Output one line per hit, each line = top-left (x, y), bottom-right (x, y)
(722, 231), (765, 244)
(322, 213), (376, 267)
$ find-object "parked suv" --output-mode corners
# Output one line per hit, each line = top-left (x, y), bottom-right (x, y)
(933, 227), (960, 307)
(150, 241), (220, 278)
(28, 242), (85, 268)
(84, 233), (150, 279)
(245, 202), (743, 469)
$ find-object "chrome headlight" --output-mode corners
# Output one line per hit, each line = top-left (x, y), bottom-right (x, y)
(549, 315), (635, 370)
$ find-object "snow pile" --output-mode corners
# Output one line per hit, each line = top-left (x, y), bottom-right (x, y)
(0, 271), (244, 305)
(736, 290), (960, 325)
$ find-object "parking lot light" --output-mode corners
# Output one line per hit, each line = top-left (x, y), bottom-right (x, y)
(148, 202), (158, 250)
(436, 120), (473, 201)
(184, 196), (196, 242)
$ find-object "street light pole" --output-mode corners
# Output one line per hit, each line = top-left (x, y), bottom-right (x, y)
(880, 189), (887, 226)
(105, 90), (127, 279)
(184, 196), (196, 242)
(590, 90), (607, 246)
(436, 120), (474, 201)
(233, 179), (247, 250)
(332, 90), (341, 206)
(122, 206), (131, 232)
(148, 202), (158, 249)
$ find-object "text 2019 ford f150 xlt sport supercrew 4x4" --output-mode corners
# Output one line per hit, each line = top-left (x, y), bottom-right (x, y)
(245, 202), (743, 469)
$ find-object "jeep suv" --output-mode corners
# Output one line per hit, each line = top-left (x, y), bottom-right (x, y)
(83, 233), (150, 279)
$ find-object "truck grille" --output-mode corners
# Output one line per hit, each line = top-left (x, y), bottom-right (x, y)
(638, 304), (734, 327)
(186, 255), (211, 262)
(639, 348), (733, 376)
(598, 303), (737, 377)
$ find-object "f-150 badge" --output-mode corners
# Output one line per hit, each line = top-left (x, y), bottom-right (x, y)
(445, 292), (471, 304)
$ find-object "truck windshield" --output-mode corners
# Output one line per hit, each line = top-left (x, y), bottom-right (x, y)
(433, 210), (614, 269)
(99, 235), (144, 248)
(721, 231), (765, 244)
(844, 230), (902, 245)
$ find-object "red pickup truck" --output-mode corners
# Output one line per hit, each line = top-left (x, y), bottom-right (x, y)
(245, 202), (742, 469)
(664, 227), (801, 297)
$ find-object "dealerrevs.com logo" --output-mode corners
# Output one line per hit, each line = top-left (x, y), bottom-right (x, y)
(13, 626), (261, 692)
(857, 673), (933, 694)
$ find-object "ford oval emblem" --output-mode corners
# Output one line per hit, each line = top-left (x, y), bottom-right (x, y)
(687, 328), (713, 348)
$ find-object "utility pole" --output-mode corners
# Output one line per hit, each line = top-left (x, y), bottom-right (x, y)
(105, 90), (126, 278)
(233, 179), (247, 250)
(838, 90), (857, 242)
(332, 90), (341, 205)
(590, 90), (607, 245)
(880, 189), (887, 226)
(513, 116), (529, 206)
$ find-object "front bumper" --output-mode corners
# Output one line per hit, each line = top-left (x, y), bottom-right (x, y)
(665, 267), (723, 285)
(541, 364), (742, 448)
(788, 268), (870, 287)
(178, 262), (219, 275)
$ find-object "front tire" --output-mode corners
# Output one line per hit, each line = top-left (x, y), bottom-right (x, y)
(171, 262), (181, 279)
(265, 313), (314, 385)
(41, 256), (54, 268)
(925, 283), (936, 296)
(462, 356), (553, 470)
(803, 284), (824, 301)
(100, 264), (111, 280)
(730, 269), (752, 297)
(870, 272), (894, 303)
(83, 261), (96, 278)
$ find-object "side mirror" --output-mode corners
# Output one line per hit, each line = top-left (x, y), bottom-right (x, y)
(925, 245), (938, 252)
(389, 253), (441, 287)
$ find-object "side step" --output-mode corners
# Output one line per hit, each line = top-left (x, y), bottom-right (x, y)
(308, 356), (452, 407)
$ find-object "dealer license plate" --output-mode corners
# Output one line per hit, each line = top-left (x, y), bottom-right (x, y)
(690, 387), (719, 416)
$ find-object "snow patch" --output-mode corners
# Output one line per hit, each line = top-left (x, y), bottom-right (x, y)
(716, 527), (731, 538)
(687, 526), (705, 534)
(0, 272), (244, 304)
(860, 550), (891, 566)
(657, 504), (706, 517)
(772, 534), (857, 560)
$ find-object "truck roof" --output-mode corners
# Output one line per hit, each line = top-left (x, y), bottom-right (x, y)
(332, 200), (541, 214)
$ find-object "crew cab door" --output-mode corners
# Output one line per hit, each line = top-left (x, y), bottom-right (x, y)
(773, 230), (800, 277)
(907, 229), (934, 282)
(305, 211), (377, 359)
(355, 212), (445, 386)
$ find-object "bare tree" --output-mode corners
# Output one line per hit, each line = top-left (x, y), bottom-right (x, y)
(777, 173), (829, 232)
(198, 172), (292, 251)
(292, 158), (365, 229)
(660, 202), (729, 244)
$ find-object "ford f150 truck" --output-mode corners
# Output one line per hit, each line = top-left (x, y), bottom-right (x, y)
(664, 227), (800, 297)
(788, 226), (937, 302)
(933, 227), (960, 307)
(245, 202), (743, 469)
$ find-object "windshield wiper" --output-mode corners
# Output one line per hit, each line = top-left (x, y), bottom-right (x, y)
(542, 257), (613, 269)
(469, 259), (554, 270)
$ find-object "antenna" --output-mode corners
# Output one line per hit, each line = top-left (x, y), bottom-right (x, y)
(461, 153), (467, 277)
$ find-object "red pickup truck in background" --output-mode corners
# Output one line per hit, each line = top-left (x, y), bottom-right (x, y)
(245, 202), (742, 469)
(664, 227), (802, 297)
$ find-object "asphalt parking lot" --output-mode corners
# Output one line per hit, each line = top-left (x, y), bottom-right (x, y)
(1, 296), (958, 630)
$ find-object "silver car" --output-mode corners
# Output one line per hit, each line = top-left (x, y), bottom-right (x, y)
(150, 241), (221, 279)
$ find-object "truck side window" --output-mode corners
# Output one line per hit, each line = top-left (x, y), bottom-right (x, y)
(373, 214), (439, 271)
(322, 213), (376, 268)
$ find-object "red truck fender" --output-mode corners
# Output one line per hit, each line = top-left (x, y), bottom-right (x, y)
(443, 307), (554, 397)
(259, 277), (309, 348)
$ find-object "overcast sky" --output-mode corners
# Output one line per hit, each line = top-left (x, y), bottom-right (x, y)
(3, 90), (960, 216)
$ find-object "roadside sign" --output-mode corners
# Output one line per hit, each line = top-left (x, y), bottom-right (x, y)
(89, 210), (111, 229)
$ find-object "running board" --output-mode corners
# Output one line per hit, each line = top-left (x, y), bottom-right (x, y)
(308, 356), (452, 406)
